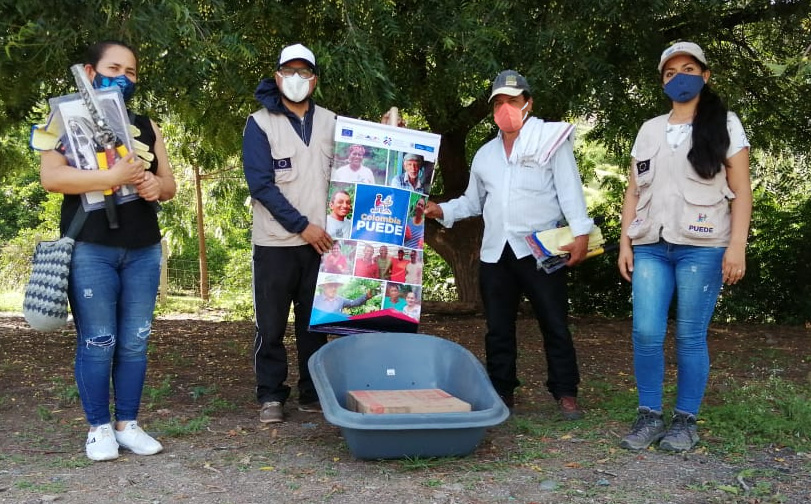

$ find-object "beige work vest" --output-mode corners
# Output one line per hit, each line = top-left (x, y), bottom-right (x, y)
(627, 114), (735, 247)
(250, 106), (336, 247)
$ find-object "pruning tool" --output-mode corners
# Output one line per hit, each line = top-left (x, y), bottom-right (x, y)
(70, 64), (127, 229)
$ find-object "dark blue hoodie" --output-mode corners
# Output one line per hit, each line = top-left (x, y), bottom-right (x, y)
(242, 78), (318, 234)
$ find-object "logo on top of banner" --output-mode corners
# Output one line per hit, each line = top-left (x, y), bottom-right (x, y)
(352, 185), (410, 246)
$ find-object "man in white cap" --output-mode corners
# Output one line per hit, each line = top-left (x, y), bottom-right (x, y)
(242, 43), (336, 423)
(424, 69), (593, 420)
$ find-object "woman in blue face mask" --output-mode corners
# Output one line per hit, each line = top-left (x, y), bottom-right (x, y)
(39, 40), (177, 462)
(616, 41), (752, 453)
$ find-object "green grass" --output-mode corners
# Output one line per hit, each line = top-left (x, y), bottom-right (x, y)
(47, 456), (95, 469)
(190, 384), (217, 401)
(202, 396), (237, 415)
(50, 377), (79, 406)
(0, 290), (23, 312)
(15, 480), (67, 493)
(398, 456), (458, 471)
(36, 405), (53, 421)
(702, 376), (811, 455)
(153, 294), (208, 315)
(143, 375), (174, 407)
(151, 415), (210, 436)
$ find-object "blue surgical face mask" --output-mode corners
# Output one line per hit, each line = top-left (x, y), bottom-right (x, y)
(92, 72), (137, 101)
(663, 73), (705, 103)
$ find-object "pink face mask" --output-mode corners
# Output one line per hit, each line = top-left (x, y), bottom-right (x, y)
(494, 101), (529, 132)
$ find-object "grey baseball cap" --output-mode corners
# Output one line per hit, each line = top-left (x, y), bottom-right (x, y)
(489, 70), (530, 101)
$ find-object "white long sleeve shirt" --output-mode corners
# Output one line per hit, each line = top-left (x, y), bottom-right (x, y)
(438, 117), (593, 263)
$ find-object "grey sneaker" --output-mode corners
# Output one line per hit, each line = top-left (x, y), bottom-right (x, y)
(659, 411), (699, 452)
(619, 407), (666, 450)
(259, 401), (284, 423)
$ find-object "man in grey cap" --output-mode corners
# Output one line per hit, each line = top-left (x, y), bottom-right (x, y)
(242, 43), (336, 423)
(424, 69), (593, 420)
(390, 152), (427, 192)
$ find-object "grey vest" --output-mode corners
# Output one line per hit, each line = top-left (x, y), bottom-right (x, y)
(250, 106), (336, 246)
(627, 114), (734, 247)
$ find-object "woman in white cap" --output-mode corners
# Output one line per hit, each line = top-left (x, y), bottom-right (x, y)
(617, 41), (752, 452)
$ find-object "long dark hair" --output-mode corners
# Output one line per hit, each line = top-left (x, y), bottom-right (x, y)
(686, 62), (729, 179)
(83, 40), (138, 69)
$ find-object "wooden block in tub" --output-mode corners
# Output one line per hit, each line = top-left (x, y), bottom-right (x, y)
(346, 389), (472, 414)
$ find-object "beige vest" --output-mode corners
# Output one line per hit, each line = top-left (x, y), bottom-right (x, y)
(627, 114), (735, 247)
(250, 106), (336, 246)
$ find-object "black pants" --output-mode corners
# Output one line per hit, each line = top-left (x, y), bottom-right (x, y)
(479, 245), (580, 399)
(252, 244), (327, 405)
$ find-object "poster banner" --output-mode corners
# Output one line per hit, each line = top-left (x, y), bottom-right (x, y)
(309, 116), (440, 335)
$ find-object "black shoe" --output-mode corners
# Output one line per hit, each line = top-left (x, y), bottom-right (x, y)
(499, 393), (514, 408)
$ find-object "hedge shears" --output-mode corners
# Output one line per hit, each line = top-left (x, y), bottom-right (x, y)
(70, 64), (127, 229)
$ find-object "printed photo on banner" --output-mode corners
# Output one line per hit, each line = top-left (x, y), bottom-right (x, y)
(404, 249), (423, 285)
(389, 247), (409, 283)
(383, 282), (422, 321)
(332, 144), (387, 186)
(389, 152), (435, 195)
(320, 240), (356, 275)
(309, 115), (441, 335)
(310, 273), (383, 326)
(404, 194), (427, 249)
(325, 183), (355, 239)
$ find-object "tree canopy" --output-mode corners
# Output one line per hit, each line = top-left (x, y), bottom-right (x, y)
(1, 0), (810, 311)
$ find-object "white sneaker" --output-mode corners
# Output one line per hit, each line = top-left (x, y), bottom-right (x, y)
(86, 423), (119, 461)
(114, 420), (163, 455)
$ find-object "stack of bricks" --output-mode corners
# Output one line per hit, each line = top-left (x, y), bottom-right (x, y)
(347, 389), (472, 414)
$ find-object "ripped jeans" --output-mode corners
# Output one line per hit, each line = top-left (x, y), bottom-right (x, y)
(631, 240), (725, 416)
(69, 241), (161, 426)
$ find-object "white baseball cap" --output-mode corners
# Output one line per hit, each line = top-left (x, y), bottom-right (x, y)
(278, 43), (317, 71)
(658, 41), (707, 72)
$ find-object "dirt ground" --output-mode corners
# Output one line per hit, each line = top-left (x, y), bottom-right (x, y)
(1, 312), (809, 504)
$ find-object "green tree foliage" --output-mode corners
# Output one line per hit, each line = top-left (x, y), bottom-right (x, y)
(1, 0), (810, 322)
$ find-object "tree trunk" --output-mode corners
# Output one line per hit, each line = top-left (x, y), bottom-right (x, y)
(425, 218), (483, 306)
(194, 165), (209, 301)
(424, 123), (488, 306)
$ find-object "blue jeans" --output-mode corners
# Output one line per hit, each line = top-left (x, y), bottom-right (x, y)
(69, 242), (161, 427)
(631, 240), (724, 416)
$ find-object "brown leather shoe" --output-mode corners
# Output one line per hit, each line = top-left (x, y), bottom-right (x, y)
(558, 396), (584, 420)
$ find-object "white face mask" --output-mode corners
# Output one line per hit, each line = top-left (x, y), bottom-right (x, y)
(279, 74), (311, 103)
